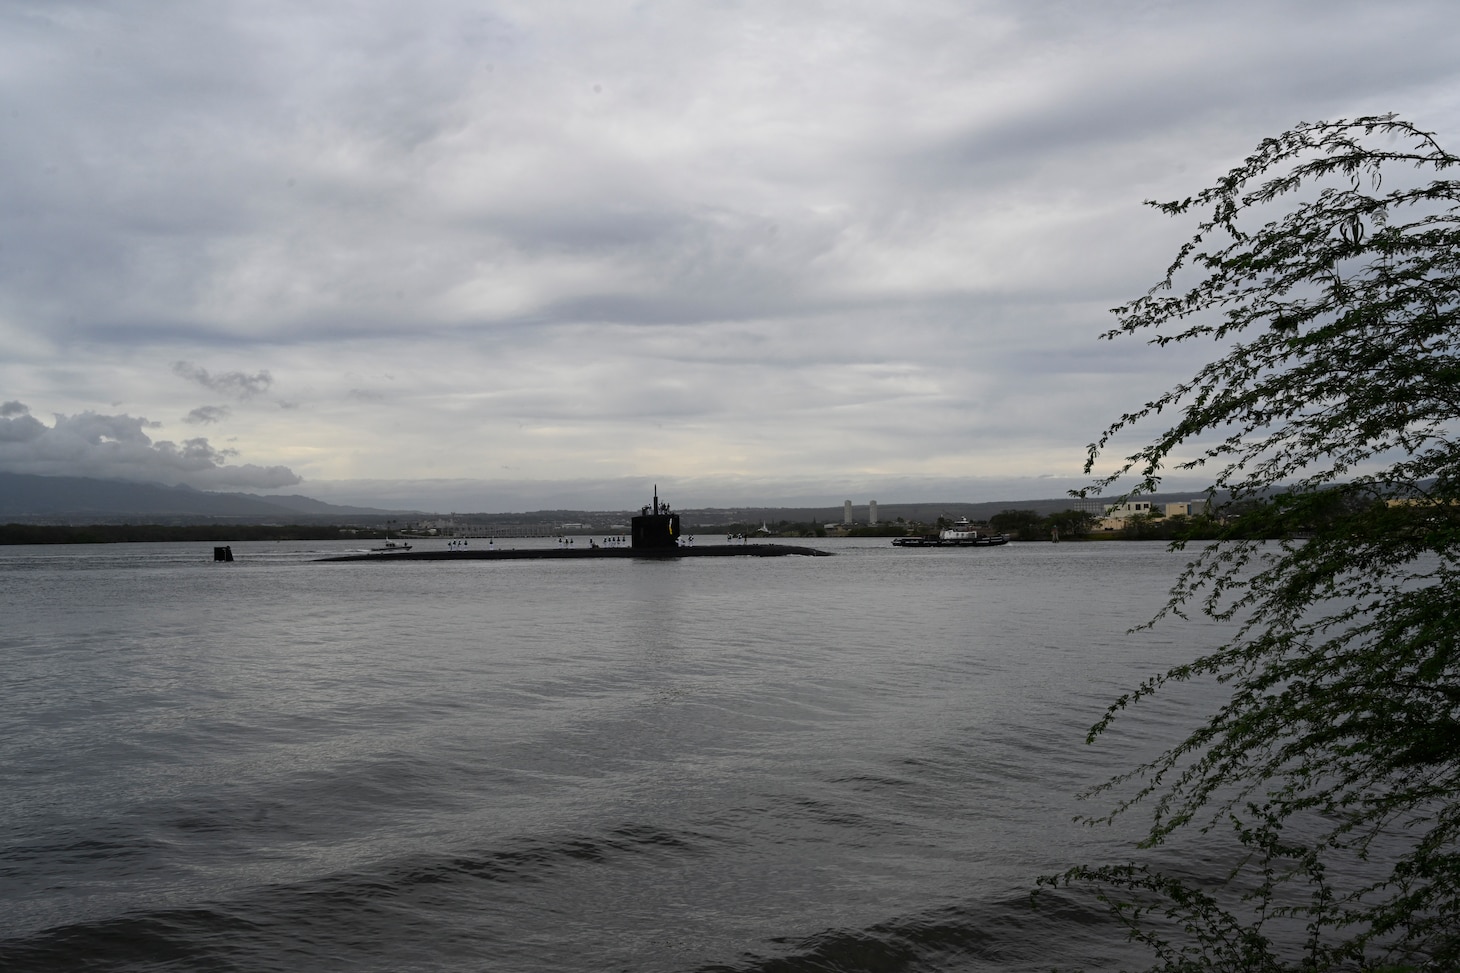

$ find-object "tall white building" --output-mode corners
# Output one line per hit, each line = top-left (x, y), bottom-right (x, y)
(868, 500), (878, 525)
(843, 500), (852, 525)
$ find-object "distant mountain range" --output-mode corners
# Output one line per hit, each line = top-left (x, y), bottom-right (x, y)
(0, 473), (419, 523)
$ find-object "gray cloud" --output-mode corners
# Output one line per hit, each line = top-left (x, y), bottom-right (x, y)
(184, 405), (232, 425)
(0, 405), (301, 490)
(0, 404), (47, 443)
(1, 2), (1458, 508)
(172, 362), (273, 399)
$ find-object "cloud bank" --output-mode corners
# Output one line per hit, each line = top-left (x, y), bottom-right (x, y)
(0, 402), (301, 490)
(2, 1), (1458, 509)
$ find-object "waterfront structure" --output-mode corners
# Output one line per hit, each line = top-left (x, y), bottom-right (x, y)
(1095, 498), (1207, 531)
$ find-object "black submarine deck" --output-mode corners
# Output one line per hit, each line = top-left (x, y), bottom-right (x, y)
(318, 489), (831, 562)
(317, 543), (829, 563)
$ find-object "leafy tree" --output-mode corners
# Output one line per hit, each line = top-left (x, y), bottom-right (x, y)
(1046, 508), (1097, 539)
(1045, 116), (1460, 971)
(848, 523), (907, 537)
(1116, 511), (1164, 540)
(990, 508), (1044, 538)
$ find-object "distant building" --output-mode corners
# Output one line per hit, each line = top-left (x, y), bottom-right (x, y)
(868, 500), (878, 525)
(1097, 500), (1155, 532)
(843, 500), (852, 525)
(1094, 499), (1207, 531)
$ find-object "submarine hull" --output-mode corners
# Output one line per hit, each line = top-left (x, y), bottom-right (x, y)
(316, 543), (830, 562)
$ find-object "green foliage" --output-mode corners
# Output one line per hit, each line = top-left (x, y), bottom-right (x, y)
(1049, 116), (1460, 970)
(846, 524), (907, 536)
(988, 507), (1106, 540)
(1115, 511), (1161, 540)
(990, 508), (1044, 537)
(1045, 508), (1099, 539)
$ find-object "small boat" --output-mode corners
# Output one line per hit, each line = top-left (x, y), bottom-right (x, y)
(893, 518), (1008, 548)
(370, 538), (412, 553)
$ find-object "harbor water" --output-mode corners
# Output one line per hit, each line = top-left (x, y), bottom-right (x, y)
(0, 537), (1239, 971)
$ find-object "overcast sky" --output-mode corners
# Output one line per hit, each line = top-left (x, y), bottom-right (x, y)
(3, 0), (1458, 512)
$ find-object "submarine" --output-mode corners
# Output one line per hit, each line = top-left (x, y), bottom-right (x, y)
(316, 487), (831, 562)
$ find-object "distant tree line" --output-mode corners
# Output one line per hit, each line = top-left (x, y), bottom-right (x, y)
(989, 508), (1100, 540)
(3, 503), (1350, 547)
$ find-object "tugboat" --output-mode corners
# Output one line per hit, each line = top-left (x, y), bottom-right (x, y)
(892, 518), (1008, 547)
